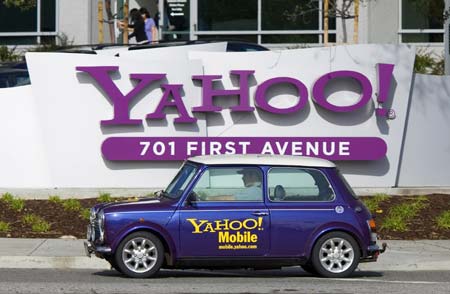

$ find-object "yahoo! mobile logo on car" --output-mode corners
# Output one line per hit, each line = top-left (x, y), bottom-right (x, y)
(76, 64), (394, 161)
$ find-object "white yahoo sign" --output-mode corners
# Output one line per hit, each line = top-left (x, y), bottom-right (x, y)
(76, 63), (395, 161)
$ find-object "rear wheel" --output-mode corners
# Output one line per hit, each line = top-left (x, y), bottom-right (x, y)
(115, 231), (164, 278)
(311, 231), (360, 278)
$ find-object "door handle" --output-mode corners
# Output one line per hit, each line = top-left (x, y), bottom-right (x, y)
(252, 211), (269, 216)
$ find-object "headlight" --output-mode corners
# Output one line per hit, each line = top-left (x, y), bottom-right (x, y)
(97, 210), (105, 243)
(89, 208), (96, 222)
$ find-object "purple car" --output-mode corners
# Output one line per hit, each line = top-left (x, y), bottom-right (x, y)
(85, 155), (385, 278)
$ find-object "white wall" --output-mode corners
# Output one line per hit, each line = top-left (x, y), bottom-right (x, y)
(58, 0), (91, 44)
(398, 74), (450, 186)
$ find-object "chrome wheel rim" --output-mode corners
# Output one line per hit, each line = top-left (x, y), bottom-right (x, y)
(319, 238), (354, 273)
(122, 237), (158, 273)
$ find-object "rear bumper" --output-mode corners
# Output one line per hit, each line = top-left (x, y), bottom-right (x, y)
(360, 242), (387, 263)
(84, 240), (112, 258)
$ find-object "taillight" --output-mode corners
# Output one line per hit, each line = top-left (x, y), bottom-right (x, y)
(367, 219), (377, 233)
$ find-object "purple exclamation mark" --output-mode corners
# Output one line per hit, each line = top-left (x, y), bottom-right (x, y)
(376, 63), (395, 118)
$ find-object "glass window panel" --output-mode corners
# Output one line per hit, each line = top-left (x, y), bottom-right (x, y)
(0, 2), (37, 32)
(262, 0), (319, 30)
(268, 168), (335, 202)
(41, 0), (56, 32)
(197, 34), (258, 43)
(163, 0), (190, 32)
(402, 0), (444, 30)
(198, 0), (257, 31)
(328, 33), (336, 43)
(402, 33), (443, 43)
(161, 32), (190, 41)
(0, 36), (38, 45)
(262, 34), (319, 43)
(192, 167), (263, 202)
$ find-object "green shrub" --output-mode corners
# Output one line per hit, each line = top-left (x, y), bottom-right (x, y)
(97, 192), (112, 203)
(414, 49), (444, 75)
(361, 193), (390, 213)
(10, 198), (25, 212)
(381, 196), (428, 232)
(1, 193), (25, 211)
(48, 195), (62, 204)
(22, 214), (40, 225)
(31, 220), (51, 233)
(436, 211), (450, 229)
(0, 45), (21, 62)
(1, 192), (14, 203)
(80, 208), (90, 221)
(62, 198), (82, 211)
(0, 221), (10, 232)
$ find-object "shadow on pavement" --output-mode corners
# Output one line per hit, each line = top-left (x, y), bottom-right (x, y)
(92, 267), (384, 279)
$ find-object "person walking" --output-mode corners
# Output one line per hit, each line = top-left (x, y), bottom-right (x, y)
(139, 7), (158, 43)
(128, 9), (148, 43)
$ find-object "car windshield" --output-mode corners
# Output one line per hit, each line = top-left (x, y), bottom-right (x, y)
(164, 162), (199, 199)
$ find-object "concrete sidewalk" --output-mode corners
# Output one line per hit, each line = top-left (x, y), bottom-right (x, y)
(0, 238), (449, 271)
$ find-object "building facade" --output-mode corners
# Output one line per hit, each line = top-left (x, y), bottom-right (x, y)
(0, 0), (445, 53)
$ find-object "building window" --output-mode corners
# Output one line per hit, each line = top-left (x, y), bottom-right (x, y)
(0, 0), (57, 45)
(194, 0), (336, 45)
(400, 0), (444, 43)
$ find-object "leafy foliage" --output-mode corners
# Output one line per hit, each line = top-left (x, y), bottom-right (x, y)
(62, 198), (82, 212)
(0, 46), (22, 62)
(414, 49), (444, 75)
(0, 221), (10, 232)
(381, 197), (428, 232)
(22, 214), (39, 225)
(31, 219), (51, 233)
(97, 192), (112, 203)
(1, 0), (36, 10)
(436, 210), (450, 229)
(361, 193), (390, 213)
(80, 208), (91, 221)
(1, 193), (24, 212)
(48, 195), (62, 204)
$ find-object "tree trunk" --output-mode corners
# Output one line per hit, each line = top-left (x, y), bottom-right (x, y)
(98, 0), (104, 43)
(123, 0), (129, 44)
(353, 0), (359, 43)
(105, 0), (115, 43)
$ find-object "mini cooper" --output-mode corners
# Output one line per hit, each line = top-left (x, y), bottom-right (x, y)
(85, 154), (385, 278)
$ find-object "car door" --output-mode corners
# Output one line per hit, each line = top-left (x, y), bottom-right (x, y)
(178, 166), (270, 257)
(265, 167), (337, 257)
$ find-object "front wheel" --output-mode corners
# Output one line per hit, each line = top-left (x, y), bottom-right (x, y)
(115, 231), (164, 278)
(311, 231), (360, 278)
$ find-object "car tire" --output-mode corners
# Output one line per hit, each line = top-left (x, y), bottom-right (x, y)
(115, 231), (164, 278)
(311, 231), (360, 278)
(301, 263), (318, 275)
(105, 255), (122, 273)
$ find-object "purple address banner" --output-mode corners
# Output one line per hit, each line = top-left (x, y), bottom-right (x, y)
(101, 137), (387, 161)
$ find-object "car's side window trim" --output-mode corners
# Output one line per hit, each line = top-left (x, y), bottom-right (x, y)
(266, 166), (336, 203)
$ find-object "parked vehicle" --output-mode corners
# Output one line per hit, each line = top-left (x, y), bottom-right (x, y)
(84, 154), (385, 278)
(0, 67), (30, 88)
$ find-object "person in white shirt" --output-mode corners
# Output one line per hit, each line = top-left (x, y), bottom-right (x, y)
(234, 169), (262, 201)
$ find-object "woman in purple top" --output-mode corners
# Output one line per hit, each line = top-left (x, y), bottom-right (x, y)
(140, 7), (157, 42)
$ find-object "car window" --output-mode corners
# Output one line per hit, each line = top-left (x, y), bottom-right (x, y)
(268, 167), (335, 202)
(192, 167), (263, 202)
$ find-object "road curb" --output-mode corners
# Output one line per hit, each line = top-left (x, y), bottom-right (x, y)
(0, 256), (109, 270)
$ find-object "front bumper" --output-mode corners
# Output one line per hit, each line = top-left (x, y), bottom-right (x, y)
(360, 242), (387, 263)
(84, 240), (112, 258)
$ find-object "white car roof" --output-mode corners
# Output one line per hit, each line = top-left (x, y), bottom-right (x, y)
(188, 154), (336, 168)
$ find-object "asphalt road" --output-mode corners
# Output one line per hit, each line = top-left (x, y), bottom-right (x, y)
(0, 268), (449, 294)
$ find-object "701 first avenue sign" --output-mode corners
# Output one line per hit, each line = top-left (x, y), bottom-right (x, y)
(77, 64), (394, 161)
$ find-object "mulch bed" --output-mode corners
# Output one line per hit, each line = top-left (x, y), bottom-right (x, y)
(0, 194), (449, 240)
